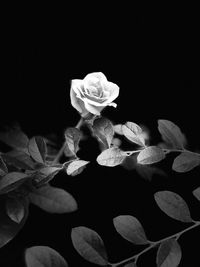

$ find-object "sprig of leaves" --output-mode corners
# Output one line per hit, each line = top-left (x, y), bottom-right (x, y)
(71, 190), (200, 267)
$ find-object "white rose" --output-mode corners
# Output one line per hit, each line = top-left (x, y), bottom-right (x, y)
(70, 72), (119, 117)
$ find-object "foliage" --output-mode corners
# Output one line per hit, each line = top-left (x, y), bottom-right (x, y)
(0, 72), (200, 266)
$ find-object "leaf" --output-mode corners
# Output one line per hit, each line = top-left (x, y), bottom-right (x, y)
(172, 152), (200, 173)
(156, 238), (182, 267)
(158, 120), (185, 149)
(124, 263), (137, 267)
(122, 122), (145, 146)
(97, 147), (127, 167)
(29, 184), (77, 213)
(0, 196), (29, 248)
(0, 156), (8, 176)
(28, 136), (47, 164)
(193, 187), (200, 201)
(93, 117), (114, 148)
(32, 166), (62, 187)
(0, 172), (30, 195)
(64, 127), (81, 155)
(71, 226), (108, 266)
(137, 146), (165, 165)
(6, 197), (25, 223)
(113, 215), (149, 245)
(25, 246), (68, 267)
(2, 150), (36, 170)
(0, 126), (29, 152)
(154, 191), (193, 222)
(114, 124), (123, 135)
(66, 160), (89, 176)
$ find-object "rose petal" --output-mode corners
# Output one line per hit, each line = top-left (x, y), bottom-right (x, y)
(108, 102), (117, 108)
(84, 101), (105, 115)
(102, 82), (119, 105)
(70, 88), (89, 117)
(83, 72), (108, 83)
(71, 79), (84, 97)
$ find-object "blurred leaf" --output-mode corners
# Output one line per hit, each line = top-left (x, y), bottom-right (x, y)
(0, 156), (8, 176)
(0, 172), (30, 195)
(28, 137), (47, 164)
(193, 187), (200, 201)
(0, 126), (29, 152)
(66, 160), (89, 176)
(32, 166), (62, 187)
(6, 197), (25, 223)
(172, 152), (200, 173)
(124, 263), (137, 267)
(29, 184), (77, 213)
(154, 191), (193, 222)
(158, 120), (186, 149)
(113, 215), (149, 245)
(122, 122), (145, 147)
(137, 146), (165, 165)
(25, 246), (68, 267)
(71, 226), (108, 266)
(93, 117), (114, 148)
(113, 124), (123, 135)
(156, 238), (182, 267)
(64, 127), (81, 156)
(97, 147), (127, 167)
(0, 196), (29, 248)
(122, 155), (167, 181)
(2, 150), (35, 170)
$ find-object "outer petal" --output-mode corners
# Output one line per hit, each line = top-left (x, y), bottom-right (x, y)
(102, 82), (119, 105)
(83, 72), (108, 83)
(84, 101), (105, 115)
(70, 88), (89, 117)
(71, 79), (84, 97)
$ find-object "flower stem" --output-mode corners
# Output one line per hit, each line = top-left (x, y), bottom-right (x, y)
(52, 118), (84, 164)
(111, 220), (200, 267)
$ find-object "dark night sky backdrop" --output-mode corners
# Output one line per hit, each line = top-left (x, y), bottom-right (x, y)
(0, 11), (200, 267)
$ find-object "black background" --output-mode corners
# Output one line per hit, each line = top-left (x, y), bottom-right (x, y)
(0, 10), (200, 267)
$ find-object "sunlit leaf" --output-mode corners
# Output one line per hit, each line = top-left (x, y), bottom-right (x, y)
(0, 172), (30, 195)
(6, 197), (25, 223)
(25, 246), (68, 267)
(29, 184), (77, 213)
(113, 124), (123, 135)
(158, 120), (185, 149)
(193, 187), (200, 201)
(113, 215), (149, 245)
(28, 136), (47, 164)
(64, 127), (81, 155)
(137, 146), (165, 165)
(172, 152), (200, 173)
(2, 150), (36, 170)
(0, 126), (29, 152)
(154, 191), (193, 222)
(97, 147), (127, 167)
(156, 238), (182, 267)
(122, 122), (145, 146)
(66, 160), (89, 176)
(0, 156), (8, 176)
(0, 196), (29, 248)
(71, 226), (108, 266)
(93, 117), (114, 148)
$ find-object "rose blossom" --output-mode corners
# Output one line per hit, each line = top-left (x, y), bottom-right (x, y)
(70, 72), (119, 116)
